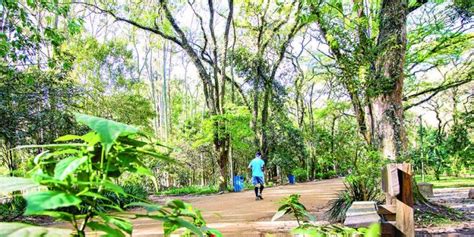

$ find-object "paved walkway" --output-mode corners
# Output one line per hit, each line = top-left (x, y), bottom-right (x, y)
(132, 178), (345, 236)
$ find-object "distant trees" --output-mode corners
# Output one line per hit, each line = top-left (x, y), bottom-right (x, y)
(0, 0), (80, 175)
(1, 0), (472, 188)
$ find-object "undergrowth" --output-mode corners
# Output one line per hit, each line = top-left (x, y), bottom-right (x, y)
(157, 185), (218, 196)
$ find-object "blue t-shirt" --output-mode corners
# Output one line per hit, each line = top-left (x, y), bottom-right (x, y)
(248, 157), (265, 177)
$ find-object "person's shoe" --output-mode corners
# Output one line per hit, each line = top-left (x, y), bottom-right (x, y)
(255, 196), (260, 201)
(258, 195), (263, 200)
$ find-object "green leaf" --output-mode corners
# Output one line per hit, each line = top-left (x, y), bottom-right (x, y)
(33, 151), (50, 164)
(78, 191), (110, 201)
(54, 134), (83, 142)
(0, 177), (42, 195)
(365, 223), (381, 237)
(99, 214), (133, 234)
(25, 191), (81, 214)
(102, 180), (126, 195)
(167, 199), (186, 209)
(174, 219), (203, 236)
(16, 143), (87, 150)
(26, 0), (36, 8)
(87, 221), (125, 237)
(74, 113), (139, 150)
(135, 165), (153, 177)
(271, 210), (287, 221)
(0, 223), (72, 237)
(67, 19), (82, 35)
(54, 156), (88, 180)
(81, 131), (101, 145)
(136, 148), (174, 163)
(125, 202), (162, 212)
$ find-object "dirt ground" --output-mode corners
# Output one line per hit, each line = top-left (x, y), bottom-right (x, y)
(132, 178), (346, 236)
(415, 187), (474, 237)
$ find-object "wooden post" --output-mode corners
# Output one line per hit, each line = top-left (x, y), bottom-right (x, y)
(380, 163), (414, 237)
(395, 163), (414, 237)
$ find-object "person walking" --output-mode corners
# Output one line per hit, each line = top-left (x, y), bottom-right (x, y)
(248, 151), (265, 200)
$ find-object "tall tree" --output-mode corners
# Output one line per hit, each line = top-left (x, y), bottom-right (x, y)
(82, 0), (236, 191)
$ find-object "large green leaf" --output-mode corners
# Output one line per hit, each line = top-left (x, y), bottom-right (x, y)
(54, 156), (88, 180)
(54, 134), (82, 142)
(74, 113), (139, 146)
(99, 214), (133, 234)
(0, 222), (72, 237)
(25, 191), (81, 214)
(87, 221), (125, 237)
(174, 219), (203, 237)
(271, 210), (287, 222)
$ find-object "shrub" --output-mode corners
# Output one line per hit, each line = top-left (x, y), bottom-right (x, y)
(292, 168), (307, 182)
(272, 194), (315, 225)
(0, 114), (220, 236)
(103, 184), (149, 209)
(327, 150), (384, 222)
(157, 185), (218, 196)
(0, 196), (26, 222)
(272, 194), (380, 236)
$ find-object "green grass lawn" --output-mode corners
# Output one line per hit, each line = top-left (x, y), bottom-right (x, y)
(415, 175), (474, 189)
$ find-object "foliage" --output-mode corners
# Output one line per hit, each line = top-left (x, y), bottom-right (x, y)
(0, 65), (79, 174)
(0, 0), (80, 67)
(273, 194), (380, 236)
(292, 223), (380, 237)
(415, 205), (465, 227)
(66, 37), (156, 131)
(268, 119), (307, 175)
(292, 168), (307, 182)
(0, 114), (220, 236)
(272, 194), (315, 225)
(157, 185), (218, 196)
(0, 196), (27, 222)
(410, 111), (473, 180)
(327, 150), (383, 222)
(0, 0), (82, 175)
(0, 222), (73, 237)
(415, 175), (474, 189)
(102, 184), (149, 210)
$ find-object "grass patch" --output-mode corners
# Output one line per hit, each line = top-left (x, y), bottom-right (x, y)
(157, 186), (218, 196)
(415, 204), (466, 227)
(415, 175), (474, 189)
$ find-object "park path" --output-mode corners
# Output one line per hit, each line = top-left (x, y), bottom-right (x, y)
(132, 178), (345, 236)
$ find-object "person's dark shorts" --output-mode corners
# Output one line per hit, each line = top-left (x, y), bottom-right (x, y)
(252, 176), (264, 186)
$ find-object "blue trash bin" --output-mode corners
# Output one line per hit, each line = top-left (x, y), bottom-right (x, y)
(288, 174), (295, 185)
(233, 176), (244, 192)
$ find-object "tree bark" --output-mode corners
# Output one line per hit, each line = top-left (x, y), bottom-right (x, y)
(373, 0), (408, 160)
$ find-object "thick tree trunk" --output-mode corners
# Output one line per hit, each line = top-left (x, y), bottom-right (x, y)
(216, 140), (229, 192)
(373, 0), (408, 160)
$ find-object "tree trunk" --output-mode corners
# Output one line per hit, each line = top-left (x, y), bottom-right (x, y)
(373, 0), (408, 160)
(260, 80), (272, 160)
(216, 141), (229, 192)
